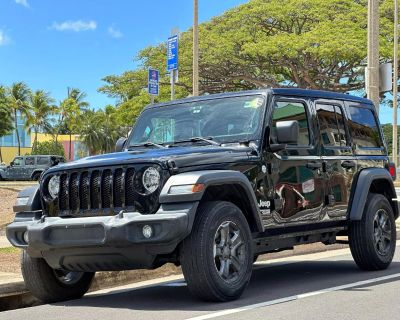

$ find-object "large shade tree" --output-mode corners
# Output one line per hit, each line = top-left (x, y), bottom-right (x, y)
(99, 0), (396, 124)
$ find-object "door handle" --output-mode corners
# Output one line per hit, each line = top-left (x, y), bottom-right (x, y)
(341, 161), (356, 169)
(306, 162), (322, 170)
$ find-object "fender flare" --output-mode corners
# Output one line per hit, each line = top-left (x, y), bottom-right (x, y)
(30, 170), (44, 180)
(348, 168), (399, 220)
(159, 170), (264, 232)
(0, 169), (5, 179)
(13, 185), (42, 213)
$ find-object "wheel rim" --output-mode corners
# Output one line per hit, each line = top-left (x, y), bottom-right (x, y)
(213, 221), (246, 283)
(373, 209), (392, 256)
(53, 269), (84, 285)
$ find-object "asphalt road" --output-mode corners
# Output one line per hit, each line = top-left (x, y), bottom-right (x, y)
(2, 246), (399, 320)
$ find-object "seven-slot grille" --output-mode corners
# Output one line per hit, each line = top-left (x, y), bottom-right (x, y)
(43, 166), (162, 217)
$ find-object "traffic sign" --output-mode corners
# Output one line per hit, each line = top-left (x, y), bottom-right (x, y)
(148, 68), (159, 96)
(167, 35), (178, 71)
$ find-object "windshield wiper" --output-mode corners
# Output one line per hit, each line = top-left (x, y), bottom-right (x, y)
(128, 142), (167, 149)
(173, 136), (221, 146)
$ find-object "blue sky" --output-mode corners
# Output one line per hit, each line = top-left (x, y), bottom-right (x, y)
(0, 0), (394, 124)
(0, 0), (247, 108)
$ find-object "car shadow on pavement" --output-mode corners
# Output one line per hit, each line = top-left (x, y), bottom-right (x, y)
(60, 259), (400, 313)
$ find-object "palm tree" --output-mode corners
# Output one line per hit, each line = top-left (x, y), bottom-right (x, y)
(79, 110), (102, 155)
(8, 82), (31, 155)
(26, 90), (55, 152)
(58, 88), (89, 160)
(0, 85), (13, 163)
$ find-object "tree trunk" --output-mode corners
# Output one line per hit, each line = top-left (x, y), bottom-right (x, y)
(14, 110), (21, 156)
(0, 145), (3, 163)
(33, 128), (38, 153)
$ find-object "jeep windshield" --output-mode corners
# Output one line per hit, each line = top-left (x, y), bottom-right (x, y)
(127, 95), (265, 147)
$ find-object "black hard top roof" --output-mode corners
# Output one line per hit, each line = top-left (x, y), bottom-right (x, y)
(145, 88), (373, 110)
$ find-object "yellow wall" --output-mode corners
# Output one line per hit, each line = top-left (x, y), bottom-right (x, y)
(1, 134), (81, 165)
(36, 133), (80, 143)
(0, 147), (33, 165)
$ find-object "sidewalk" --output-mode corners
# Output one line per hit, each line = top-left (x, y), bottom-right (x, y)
(0, 237), (11, 249)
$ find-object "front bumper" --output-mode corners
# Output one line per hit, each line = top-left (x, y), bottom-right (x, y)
(6, 202), (198, 271)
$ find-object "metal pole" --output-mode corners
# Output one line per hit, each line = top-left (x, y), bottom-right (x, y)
(393, 0), (399, 167)
(367, 0), (380, 114)
(193, 0), (199, 96)
(171, 69), (175, 101)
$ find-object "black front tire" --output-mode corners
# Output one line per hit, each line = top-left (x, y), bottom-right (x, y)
(349, 193), (397, 271)
(180, 201), (253, 302)
(21, 250), (95, 303)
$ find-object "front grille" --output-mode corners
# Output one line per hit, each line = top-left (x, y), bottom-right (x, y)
(42, 165), (166, 217)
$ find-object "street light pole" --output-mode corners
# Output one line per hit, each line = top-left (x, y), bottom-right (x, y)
(193, 0), (199, 96)
(367, 0), (380, 114)
(393, 0), (399, 166)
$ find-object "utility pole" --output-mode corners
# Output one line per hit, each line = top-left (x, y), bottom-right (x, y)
(367, 0), (380, 114)
(393, 0), (399, 166)
(193, 0), (199, 96)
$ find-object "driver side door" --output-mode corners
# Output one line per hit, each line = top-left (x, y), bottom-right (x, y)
(7, 157), (24, 180)
(262, 97), (325, 227)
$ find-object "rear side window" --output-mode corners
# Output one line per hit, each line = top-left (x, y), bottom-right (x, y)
(272, 101), (310, 146)
(36, 156), (50, 165)
(25, 157), (35, 165)
(347, 106), (382, 152)
(316, 104), (347, 147)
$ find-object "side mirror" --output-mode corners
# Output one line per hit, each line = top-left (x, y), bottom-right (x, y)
(10, 161), (14, 166)
(115, 137), (127, 152)
(276, 120), (299, 144)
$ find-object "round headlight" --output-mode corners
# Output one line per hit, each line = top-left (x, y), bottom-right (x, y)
(142, 167), (160, 194)
(48, 175), (60, 199)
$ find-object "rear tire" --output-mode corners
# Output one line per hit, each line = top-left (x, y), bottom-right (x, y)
(180, 201), (253, 302)
(21, 250), (95, 303)
(349, 193), (396, 271)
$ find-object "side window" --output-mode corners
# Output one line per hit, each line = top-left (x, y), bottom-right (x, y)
(271, 101), (310, 146)
(347, 106), (382, 151)
(13, 157), (23, 166)
(25, 157), (35, 165)
(316, 104), (348, 147)
(37, 156), (50, 165)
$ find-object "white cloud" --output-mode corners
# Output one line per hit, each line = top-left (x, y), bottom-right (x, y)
(0, 30), (10, 46)
(15, 0), (29, 7)
(108, 26), (123, 38)
(50, 20), (97, 32)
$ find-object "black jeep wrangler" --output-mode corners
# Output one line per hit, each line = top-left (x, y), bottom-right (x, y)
(7, 89), (398, 303)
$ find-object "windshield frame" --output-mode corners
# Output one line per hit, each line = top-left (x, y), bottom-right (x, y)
(126, 93), (268, 149)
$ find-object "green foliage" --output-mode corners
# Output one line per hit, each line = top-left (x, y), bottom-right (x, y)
(26, 90), (55, 152)
(381, 123), (400, 156)
(78, 105), (128, 155)
(0, 85), (13, 138)
(30, 140), (66, 158)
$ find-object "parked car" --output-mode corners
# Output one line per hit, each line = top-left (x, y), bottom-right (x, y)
(0, 155), (65, 181)
(7, 88), (398, 303)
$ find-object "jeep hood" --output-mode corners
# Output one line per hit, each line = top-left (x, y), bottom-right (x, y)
(46, 145), (255, 173)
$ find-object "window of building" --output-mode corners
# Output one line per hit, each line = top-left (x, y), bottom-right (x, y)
(271, 101), (310, 146)
(316, 104), (347, 147)
(348, 106), (382, 151)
